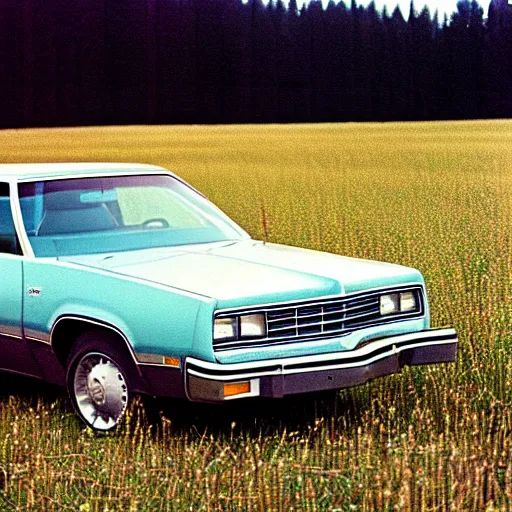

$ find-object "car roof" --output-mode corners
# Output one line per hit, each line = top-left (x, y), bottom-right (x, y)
(0, 163), (170, 181)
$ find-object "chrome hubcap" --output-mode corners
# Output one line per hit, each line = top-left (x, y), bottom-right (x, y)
(73, 354), (128, 430)
(88, 369), (106, 406)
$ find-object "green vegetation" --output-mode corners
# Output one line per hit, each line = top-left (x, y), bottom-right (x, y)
(1, 120), (512, 510)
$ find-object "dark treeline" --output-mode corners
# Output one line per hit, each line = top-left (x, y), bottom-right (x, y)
(0, 0), (511, 128)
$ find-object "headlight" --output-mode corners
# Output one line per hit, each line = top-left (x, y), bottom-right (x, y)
(240, 314), (266, 338)
(380, 291), (418, 315)
(214, 317), (238, 340)
(400, 291), (417, 312)
(214, 313), (266, 340)
(380, 294), (400, 315)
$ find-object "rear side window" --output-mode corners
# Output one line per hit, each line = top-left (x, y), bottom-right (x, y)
(0, 183), (21, 255)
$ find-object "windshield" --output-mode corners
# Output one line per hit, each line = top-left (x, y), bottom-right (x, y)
(18, 174), (247, 257)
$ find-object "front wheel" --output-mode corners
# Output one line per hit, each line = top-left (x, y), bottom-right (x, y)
(68, 348), (130, 432)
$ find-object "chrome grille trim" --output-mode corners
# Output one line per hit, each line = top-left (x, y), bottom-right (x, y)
(213, 285), (424, 352)
(266, 299), (379, 323)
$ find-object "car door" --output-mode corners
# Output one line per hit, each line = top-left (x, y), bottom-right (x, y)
(0, 182), (41, 378)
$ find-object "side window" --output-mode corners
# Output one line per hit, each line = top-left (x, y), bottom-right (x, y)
(0, 183), (22, 255)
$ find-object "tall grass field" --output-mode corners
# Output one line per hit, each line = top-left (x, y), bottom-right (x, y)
(0, 120), (511, 510)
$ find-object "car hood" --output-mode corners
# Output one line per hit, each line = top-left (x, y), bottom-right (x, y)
(61, 240), (424, 308)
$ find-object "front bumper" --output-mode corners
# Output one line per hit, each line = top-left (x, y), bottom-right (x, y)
(185, 327), (457, 401)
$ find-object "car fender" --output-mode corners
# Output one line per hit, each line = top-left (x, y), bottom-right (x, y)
(22, 259), (216, 364)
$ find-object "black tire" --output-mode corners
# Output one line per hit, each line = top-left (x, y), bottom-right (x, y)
(66, 330), (136, 432)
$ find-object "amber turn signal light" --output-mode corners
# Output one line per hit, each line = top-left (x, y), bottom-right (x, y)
(163, 356), (180, 368)
(224, 381), (250, 397)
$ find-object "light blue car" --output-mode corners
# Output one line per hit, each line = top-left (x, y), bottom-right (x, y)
(0, 163), (457, 431)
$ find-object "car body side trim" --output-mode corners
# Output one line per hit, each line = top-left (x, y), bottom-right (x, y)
(25, 336), (51, 344)
(0, 367), (43, 379)
(0, 332), (23, 340)
(0, 324), (22, 339)
(24, 328), (51, 343)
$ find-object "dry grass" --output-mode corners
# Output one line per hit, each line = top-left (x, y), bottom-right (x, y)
(0, 120), (512, 510)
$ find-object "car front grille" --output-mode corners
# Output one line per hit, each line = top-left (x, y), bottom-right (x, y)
(213, 286), (424, 352)
(266, 294), (380, 338)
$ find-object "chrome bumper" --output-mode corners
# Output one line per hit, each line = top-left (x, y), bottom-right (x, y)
(185, 327), (457, 401)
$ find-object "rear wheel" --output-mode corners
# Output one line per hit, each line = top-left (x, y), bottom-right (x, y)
(67, 332), (134, 432)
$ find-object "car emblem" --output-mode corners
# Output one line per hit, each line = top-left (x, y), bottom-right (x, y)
(27, 287), (42, 297)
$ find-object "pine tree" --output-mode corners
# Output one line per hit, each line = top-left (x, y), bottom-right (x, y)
(485, 0), (512, 117)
